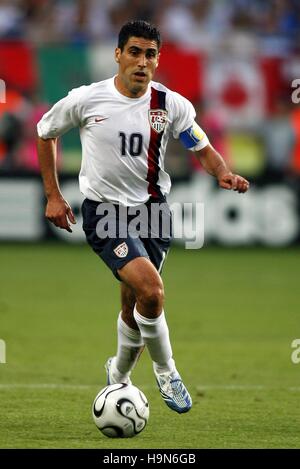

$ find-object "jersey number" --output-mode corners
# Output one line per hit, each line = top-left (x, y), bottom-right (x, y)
(119, 132), (143, 157)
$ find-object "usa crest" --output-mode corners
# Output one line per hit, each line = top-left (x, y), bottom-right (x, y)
(148, 109), (168, 134)
(114, 242), (128, 258)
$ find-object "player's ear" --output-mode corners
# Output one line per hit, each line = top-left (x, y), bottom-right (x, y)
(115, 48), (121, 63)
(155, 52), (160, 68)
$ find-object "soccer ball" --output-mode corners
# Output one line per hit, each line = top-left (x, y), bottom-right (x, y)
(92, 383), (150, 438)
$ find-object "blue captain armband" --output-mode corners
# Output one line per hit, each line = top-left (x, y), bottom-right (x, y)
(179, 122), (207, 150)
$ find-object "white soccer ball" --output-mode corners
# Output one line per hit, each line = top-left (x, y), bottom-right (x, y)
(92, 383), (150, 438)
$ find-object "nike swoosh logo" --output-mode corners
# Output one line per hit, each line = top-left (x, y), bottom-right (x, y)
(95, 117), (109, 123)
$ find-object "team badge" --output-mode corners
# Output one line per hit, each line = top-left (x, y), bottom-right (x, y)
(148, 109), (168, 134)
(114, 242), (128, 258)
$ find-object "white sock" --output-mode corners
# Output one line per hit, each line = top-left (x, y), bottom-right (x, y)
(115, 312), (144, 376)
(133, 306), (175, 374)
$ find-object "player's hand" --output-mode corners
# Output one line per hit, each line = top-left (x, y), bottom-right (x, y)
(45, 195), (76, 232)
(218, 173), (250, 193)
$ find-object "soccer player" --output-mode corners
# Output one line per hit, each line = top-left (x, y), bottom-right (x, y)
(37, 20), (249, 414)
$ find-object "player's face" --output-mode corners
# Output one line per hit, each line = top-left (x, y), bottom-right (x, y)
(115, 37), (160, 98)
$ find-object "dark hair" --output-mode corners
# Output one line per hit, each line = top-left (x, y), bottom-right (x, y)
(118, 20), (161, 51)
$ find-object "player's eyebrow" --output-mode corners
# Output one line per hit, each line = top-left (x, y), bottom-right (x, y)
(128, 46), (158, 54)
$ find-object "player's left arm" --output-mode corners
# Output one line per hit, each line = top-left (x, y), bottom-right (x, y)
(195, 143), (249, 193)
(178, 117), (249, 193)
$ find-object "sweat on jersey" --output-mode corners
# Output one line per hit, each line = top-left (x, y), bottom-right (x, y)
(37, 77), (209, 206)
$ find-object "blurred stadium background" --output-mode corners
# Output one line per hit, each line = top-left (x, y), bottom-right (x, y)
(1, 0), (300, 244)
(1, 0), (300, 449)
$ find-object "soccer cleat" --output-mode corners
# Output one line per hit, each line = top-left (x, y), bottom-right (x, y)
(105, 357), (132, 385)
(153, 366), (192, 414)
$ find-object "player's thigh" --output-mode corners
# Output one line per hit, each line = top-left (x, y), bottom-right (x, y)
(118, 257), (164, 302)
(142, 198), (172, 273)
(82, 198), (150, 280)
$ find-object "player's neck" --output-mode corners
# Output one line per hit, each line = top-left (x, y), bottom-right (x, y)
(114, 75), (148, 99)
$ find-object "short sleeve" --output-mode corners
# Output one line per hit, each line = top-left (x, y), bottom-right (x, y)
(37, 87), (84, 139)
(170, 92), (196, 139)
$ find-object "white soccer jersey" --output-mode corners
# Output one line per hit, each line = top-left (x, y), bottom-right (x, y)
(37, 77), (209, 206)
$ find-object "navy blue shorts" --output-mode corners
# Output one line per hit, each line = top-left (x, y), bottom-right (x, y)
(82, 197), (172, 280)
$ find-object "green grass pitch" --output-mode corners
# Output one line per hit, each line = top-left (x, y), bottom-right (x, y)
(0, 243), (299, 448)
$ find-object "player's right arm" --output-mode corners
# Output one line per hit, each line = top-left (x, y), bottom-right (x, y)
(37, 86), (84, 232)
(37, 136), (76, 232)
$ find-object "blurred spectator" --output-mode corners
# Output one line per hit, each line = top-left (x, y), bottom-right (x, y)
(156, 0), (226, 52)
(0, 0), (298, 46)
(0, 111), (23, 170)
(0, 88), (29, 171)
(259, 94), (295, 178)
(22, 0), (60, 44)
(0, 87), (59, 172)
(274, 0), (300, 38)
(17, 98), (51, 172)
(126, 0), (155, 22)
(0, 0), (24, 39)
(23, 0), (116, 44)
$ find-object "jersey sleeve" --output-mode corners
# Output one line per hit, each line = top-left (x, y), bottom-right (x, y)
(170, 92), (209, 151)
(171, 92), (196, 139)
(37, 87), (84, 139)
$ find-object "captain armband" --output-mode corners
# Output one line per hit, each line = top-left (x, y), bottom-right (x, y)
(179, 122), (209, 151)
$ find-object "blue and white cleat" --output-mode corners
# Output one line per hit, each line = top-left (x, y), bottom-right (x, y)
(153, 367), (192, 414)
(105, 357), (132, 385)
